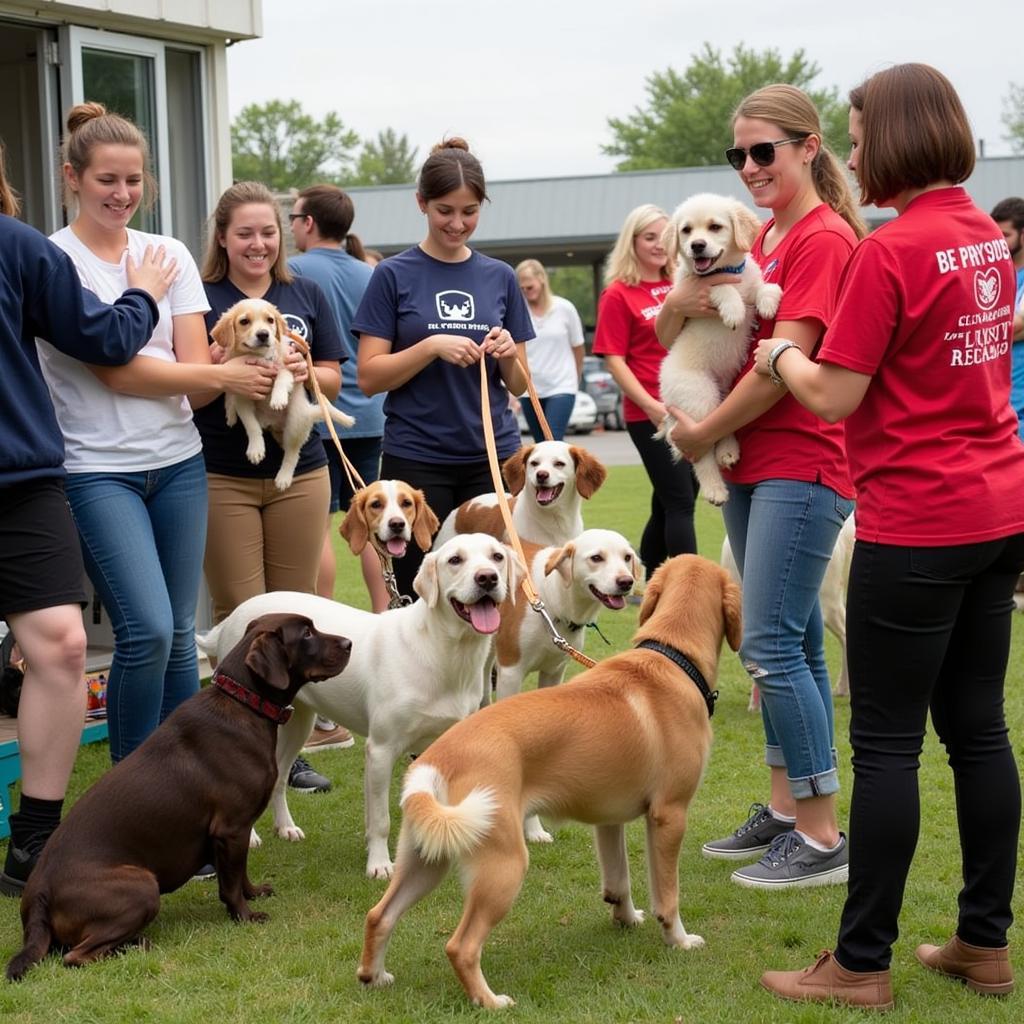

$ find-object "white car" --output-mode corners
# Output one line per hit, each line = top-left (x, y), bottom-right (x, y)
(516, 392), (598, 435)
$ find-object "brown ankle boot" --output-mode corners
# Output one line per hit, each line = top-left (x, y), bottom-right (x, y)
(915, 934), (1013, 995)
(761, 949), (894, 1010)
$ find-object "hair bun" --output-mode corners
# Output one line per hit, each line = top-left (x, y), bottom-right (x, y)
(431, 136), (470, 156)
(66, 101), (108, 135)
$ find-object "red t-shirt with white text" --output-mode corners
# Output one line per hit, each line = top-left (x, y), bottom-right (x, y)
(724, 204), (856, 498)
(819, 187), (1024, 545)
(592, 277), (672, 423)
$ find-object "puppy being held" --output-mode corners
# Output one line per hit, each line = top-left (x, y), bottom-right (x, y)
(358, 554), (741, 1009)
(211, 297), (355, 491)
(656, 193), (782, 505)
(6, 614), (351, 980)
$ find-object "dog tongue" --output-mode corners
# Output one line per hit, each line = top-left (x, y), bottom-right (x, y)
(385, 537), (407, 557)
(536, 486), (557, 503)
(605, 594), (626, 610)
(468, 597), (501, 634)
(695, 256), (715, 273)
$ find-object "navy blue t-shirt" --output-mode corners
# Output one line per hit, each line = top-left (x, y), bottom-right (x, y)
(195, 276), (345, 478)
(351, 246), (534, 464)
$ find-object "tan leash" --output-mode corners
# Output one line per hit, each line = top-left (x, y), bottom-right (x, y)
(287, 330), (410, 608)
(478, 356), (596, 669)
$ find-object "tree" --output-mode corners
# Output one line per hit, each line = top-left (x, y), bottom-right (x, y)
(604, 44), (848, 171)
(352, 128), (418, 186)
(231, 99), (359, 189)
(1003, 82), (1024, 154)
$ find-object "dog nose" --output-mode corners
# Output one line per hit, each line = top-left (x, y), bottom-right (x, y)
(536, 470), (549, 482)
(387, 517), (405, 534)
(690, 240), (706, 254)
(616, 575), (634, 592)
(255, 329), (270, 342)
(474, 569), (499, 592)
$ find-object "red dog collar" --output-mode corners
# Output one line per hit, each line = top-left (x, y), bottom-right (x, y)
(212, 671), (293, 724)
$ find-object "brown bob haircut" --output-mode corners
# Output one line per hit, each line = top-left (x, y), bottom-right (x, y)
(849, 63), (975, 207)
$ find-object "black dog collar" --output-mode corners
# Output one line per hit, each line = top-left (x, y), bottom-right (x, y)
(636, 640), (718, 718)
(213, 671), (293, 724)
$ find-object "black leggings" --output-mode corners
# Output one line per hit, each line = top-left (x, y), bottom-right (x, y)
(379, 452), (500, 598)
(836, 534), (1024, 972)
(626, 419), (699, 577)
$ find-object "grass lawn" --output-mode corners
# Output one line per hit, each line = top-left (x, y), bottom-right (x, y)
(1, 463), (1022, 1022)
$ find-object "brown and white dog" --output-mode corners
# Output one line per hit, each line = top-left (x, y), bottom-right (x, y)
(339, 479), (439, 563)
(358, 554), (742, 1009)
(433, 440), (607, 549)
(211, 298), (355, 491)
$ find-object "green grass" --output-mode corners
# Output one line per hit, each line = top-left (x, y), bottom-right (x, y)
(1, 463), (1022, 1022)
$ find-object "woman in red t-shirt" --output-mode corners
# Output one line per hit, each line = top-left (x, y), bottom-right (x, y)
(755, 64), (1024, 1010)
(657, 86), (866, 891)
(592, 204), (699, 578)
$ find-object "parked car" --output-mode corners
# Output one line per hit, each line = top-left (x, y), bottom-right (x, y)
(581, 355), (623, 430)
(515, 392), (598, 436)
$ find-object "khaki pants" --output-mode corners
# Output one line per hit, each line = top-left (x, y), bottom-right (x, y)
(204, 467), (330, 624)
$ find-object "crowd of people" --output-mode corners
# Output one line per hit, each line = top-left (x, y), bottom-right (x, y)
(0, 61), (1023, 1010)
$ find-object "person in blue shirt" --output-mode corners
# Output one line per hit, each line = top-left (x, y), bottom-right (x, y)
(353, 137), (534, 597)
(990, 197), (1024, 438)
(0, 145), (175, 894)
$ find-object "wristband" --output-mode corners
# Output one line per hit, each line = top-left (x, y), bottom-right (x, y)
(767, 341), (798, 388)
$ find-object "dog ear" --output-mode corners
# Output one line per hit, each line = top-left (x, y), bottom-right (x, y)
(731, 202), (761, 254)
(629, 547), (643, 586)
(662, 213), (681, 266)
(503, 544), (527, 602)
(544, 544), (575, 586)
(722, 571), (744, 652)
(339, 490), (370, 554)
(413, 552), (440, 607)
(411, 489), (440, 552)
(569, 446), (607, 498)
(636, 569), (662, 625)
(210, 307), (237, 352)
(244, 629), (291, 691)
(502, 446), (531, 495)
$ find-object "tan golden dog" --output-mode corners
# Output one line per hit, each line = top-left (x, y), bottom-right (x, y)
(211, 298), (355, 491)
(358, 554), (742, 1008)
(339, 479), (440, 562)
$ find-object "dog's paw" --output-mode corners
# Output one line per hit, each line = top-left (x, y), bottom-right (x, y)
(276, 825), (305, 842)
(614, 906), (645, 928)
(268, 393), (289, 411)
(273, 470), (294, 491)
(245, 910), (271, 925)
(757, 283), (783, 319)
(360, 968), (395, 988)
(677, 933), (705, 951)
(716, 437), (740, 468)
(249, 828), (262, 849)
(703, 485), (729, 507)
(246, 439), (266, 464)
(225, 408), (238, 427)
(366, 858), (394, 880)
(524, 815), (553, 844)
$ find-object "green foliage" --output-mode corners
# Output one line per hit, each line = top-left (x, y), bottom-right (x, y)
(604, 43), (849, 171)
(231, 99), (359, 189)
(351, 128), (418, 186)
(547, 266), (597, 330)
(1003, 81), (1024, 154)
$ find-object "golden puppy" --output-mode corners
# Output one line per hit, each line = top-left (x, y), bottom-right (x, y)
(358, 554), (742, 1008)
(210, 298), (355, 490)
(339, 480), (439, 561)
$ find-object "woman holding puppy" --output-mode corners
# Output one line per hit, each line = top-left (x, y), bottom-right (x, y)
(354, 138), (533, 598)
(657, 85), (864, 889)
(36, 104), (270, 765)
(753, 64), (1024, 1009)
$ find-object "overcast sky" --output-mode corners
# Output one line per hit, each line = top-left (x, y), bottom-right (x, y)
(227, 0), (1021, 182)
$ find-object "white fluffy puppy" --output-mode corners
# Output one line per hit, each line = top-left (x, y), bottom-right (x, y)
(657, 194), (782, 505)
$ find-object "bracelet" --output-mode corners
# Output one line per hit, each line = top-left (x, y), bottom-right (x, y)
(767, 340), (798, 387)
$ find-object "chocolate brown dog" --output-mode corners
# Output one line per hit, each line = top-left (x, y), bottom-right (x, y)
(6, 613), (351, 980)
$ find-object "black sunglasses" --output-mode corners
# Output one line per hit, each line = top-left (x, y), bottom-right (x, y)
(724, 136), (807, 171)
(287, 212), (309, 221)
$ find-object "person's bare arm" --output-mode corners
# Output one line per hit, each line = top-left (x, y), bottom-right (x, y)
(358, 333), (483, 395)
(603, 354), (664, 426)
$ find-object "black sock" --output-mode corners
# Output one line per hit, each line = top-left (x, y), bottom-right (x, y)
(10, 794), (64, 851)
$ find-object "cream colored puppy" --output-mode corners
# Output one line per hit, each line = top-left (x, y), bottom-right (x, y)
(211, 297), (355, 490)
(657, 194), (782, 505)
(358, 554), (741, 1009)
(196, 533), (524, 879)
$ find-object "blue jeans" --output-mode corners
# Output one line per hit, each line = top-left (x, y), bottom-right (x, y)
(522, 392), (576, 443)
(65, 453), (208, 763)
(723, 478), (854, 798)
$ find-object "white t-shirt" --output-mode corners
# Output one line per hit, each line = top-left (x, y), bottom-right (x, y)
(37, 227), (209, 472)
(523, 295), (585, 397)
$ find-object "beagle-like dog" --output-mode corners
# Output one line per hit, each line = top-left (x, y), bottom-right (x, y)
(339, 479), (439, 562)
(211, 298), (355, 491)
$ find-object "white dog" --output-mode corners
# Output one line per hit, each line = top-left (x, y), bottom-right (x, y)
(433, 441), (607, 549)
(657, 193), (782, 505)
(195, 533), (524, 879)
(210, 298), (355, 491)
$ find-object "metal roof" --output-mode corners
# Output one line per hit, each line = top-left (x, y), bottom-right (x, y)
(338, 157), (1024, 268)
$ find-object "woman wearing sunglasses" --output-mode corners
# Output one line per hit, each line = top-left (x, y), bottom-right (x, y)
(656, 84), (865, 890)
(754, 63), (1024, 1010)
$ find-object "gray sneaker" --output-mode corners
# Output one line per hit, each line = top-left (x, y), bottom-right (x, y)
(731, 830), (848, 889)
(701, 803), (793, 860)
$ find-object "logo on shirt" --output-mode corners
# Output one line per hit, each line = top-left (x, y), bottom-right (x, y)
(974, 269), (1001, 311)
(436, 290), (475, 322)
(283, 313), (309, 340)
(763, 257), (779, 278)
